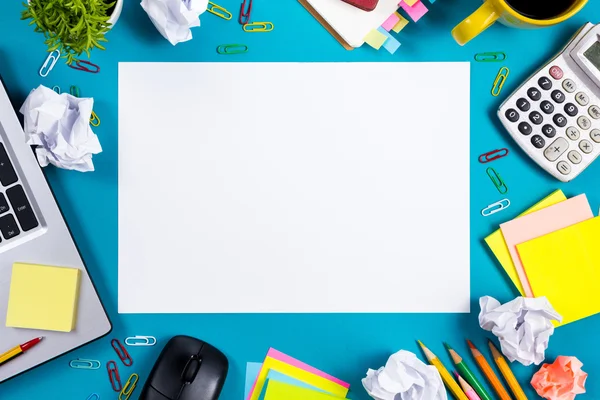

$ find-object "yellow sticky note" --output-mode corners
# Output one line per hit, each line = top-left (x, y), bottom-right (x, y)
(484, 190), (566, 295)
(403, 0), (419, 6)
(517, 217), (600, 327)
(364, 29), (387, 50)
(264, 380), (346, 400)
(392, 13), (409, 33)
(249, 357), (349, 400)
(6, 263), (81, 332)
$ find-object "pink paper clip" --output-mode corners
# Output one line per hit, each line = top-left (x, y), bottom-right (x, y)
(478, 148), (509, 163)
(69, 60), (100, 73)
(239, 0), (253, 25)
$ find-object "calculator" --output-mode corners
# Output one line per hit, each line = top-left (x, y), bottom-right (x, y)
(498, 23), (600, 182)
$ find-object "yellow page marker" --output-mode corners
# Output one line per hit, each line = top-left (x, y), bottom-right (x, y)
(392, 13), (409, 33)
(364, 29), (387, 50)
(517, 216), (600, 326)
(484, 190), (566, 295)
(6, 263), (81, 332)
(264, 380), (346, 400)
(403, 0), (419, 6)
(249, 357), (349, 400)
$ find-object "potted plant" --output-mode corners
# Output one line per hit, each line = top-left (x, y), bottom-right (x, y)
(22, 0), (124, 64)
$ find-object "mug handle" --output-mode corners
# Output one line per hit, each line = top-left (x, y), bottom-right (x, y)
(452, 1), (500, 46)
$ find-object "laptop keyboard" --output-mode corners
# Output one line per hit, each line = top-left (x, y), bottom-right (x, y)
(0, 143), (38, 242)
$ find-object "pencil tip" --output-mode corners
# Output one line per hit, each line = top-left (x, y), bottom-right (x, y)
(417, 340), (424, 347)
(453, 371), (459, 379)
(443, 342), (451, 350)
(466, 339), (474, 348)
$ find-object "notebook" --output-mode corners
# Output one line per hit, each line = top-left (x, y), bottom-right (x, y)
(484, 190), (567, 295)
(6, 263), (81, 332)
(499, 194), (593, 297)
(302, 0), (401, 47)
(517, 217), (600, 326)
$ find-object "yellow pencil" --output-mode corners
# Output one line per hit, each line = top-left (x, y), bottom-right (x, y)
(418, 341), (469, 400)
(488, 340), (528, 400)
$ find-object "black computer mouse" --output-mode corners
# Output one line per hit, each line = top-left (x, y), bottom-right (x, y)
(139, 335), (229, 400)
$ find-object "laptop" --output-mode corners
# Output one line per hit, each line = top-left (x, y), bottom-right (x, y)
(0, 79), (111, 383)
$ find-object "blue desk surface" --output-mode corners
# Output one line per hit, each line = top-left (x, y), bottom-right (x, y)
(1, 0), (600, 398)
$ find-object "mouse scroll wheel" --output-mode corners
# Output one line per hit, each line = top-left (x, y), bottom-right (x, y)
(182, 355), (202, 385)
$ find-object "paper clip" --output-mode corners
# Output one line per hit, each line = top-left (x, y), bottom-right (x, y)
(111, 339), (133, 366)
(479, 148), (509, 163)
(243, 22), (274, 32)
(239, 0), (253, 24)
(207, 2), (233, 20)
(125, 335), (157, 346)
(69, 358), (101, 369)
(52, 86), (61, 94)
(217, 44), (248, 55)
(90, 111), (101, 127)
(86, 394), (100, 400)
(474, 52), (506, 62)
(491, 67), (509, 97)
(107, 361), (122, 392)
(69, 85), (81, 97)
(119, 373), (139, 400)
(39, 50), (61, 77)
(481, 198), (510, 217)
(486, 167), (508, 194)
(69, 60), (100, 74)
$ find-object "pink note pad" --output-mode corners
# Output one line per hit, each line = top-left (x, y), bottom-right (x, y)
(500, 194), (593, 297)
(399, 0), (428, 22)
(381, 13), (400, 31)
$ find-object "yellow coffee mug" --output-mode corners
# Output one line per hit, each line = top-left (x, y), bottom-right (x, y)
(452, 0), (588, 46)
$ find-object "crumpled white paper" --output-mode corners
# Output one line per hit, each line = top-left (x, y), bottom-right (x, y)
(479, 296), (562, 366)
(141, 0), (209, 45)
(362, 350), (447, 400)
(19, 85), (102, 172)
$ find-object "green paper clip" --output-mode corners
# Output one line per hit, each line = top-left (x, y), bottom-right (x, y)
(491, 66), (509, 97)
(69, 85), (80, 97)
(217, 44), (249, 55)
(475, 52), (506, 62)
(486, 167), (508, 194)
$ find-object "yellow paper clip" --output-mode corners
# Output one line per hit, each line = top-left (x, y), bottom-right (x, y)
(119, 373), (139, 400)
(491, 67), (509, 97)
(243, 22), (274, 32)
(86, 394), (100, 400)
(481, 198), (510, 217)
(207, 2), (232, 20)
(474, 52), (506, 62)
(90, 111), (101, 127)
(39, 50), (61, 77)
(486, 167), (508, 194)
(52, 86), (61, 94)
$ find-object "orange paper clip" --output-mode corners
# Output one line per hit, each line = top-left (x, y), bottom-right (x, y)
(111, 339), (133, 366)
(107, 360), (122, 392)
(479, 148), (508, 163)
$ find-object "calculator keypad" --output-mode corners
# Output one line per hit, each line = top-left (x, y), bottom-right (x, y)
(580, 140), (593, 154)
(530, 111), (543, 125)
(505, 109), (519, 122)
(528, 88), (542, 101)
(517, 98), (531, 111)
(542, 124), (556, 138)
(541, 100), (554, 114)
(568, 151), (582, 164)
(538, 77), (553, 90)
(519, 122), (533, 135)
(566, 127), (580, 141)
(551, 90), (566, 103)
(531, 135), (545, 149)
(554, 114), (567, 127)
(563, 79), (576, 93)
(557, 161), (571, 175)
(591, 129), (600, 143)
(564, 103), (578, 116)
(576, 92), (589, 106)
(578, 116), (591, 130)
(544, 138), (568, 161)
(589, 105), (600, 119)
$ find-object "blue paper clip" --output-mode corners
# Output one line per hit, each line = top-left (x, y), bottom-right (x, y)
(125, 336), (157, 346)
(69, 358), (101, 369)
(52, 86), (61, 94)
(481, 199), (510, 217)
(39, 50), (61, 77)
(86, 394), (100, 400)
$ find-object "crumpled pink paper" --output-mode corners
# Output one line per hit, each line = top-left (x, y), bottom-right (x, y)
(531, 356), (587, 400)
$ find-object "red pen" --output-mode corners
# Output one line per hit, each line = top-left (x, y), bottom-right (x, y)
(0, 337), (44, 366)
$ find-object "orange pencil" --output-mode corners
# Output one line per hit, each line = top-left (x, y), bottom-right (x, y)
(489, 340), (528, 400)
(467, 340), (512, 400)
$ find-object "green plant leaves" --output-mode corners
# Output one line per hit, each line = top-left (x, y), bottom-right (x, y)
(22, 0), (113, 64)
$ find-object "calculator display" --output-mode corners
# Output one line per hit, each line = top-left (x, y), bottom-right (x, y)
(583, 41), (600, 71)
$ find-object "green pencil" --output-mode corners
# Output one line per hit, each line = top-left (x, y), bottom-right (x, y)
(444, 342), (493, 400)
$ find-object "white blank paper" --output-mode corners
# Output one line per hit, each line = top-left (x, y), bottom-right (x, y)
(118, 62), (470, 313)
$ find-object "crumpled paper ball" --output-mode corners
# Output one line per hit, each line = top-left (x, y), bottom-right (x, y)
(19, 85), (102, 172)
(479, 296), (562, 366)
(531, 356), (587, 400)
(362, 350), (447, 400)
(141, 0), (208, 45)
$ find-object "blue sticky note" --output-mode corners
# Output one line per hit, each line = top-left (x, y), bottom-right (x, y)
(377, 27), (401, 54)
(429, 0), (436, 3)
(244, 362), (330, 400)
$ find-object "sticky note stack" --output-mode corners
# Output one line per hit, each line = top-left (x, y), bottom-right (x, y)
(245, 348), (350, 400)
(485, 190), (600, 327)
(6, 263), (81, 332)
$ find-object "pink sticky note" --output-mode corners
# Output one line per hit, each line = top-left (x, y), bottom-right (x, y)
(400, 0), (428, 22)
(500, 194), (593, 297)
(381, 13), (401, 31)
